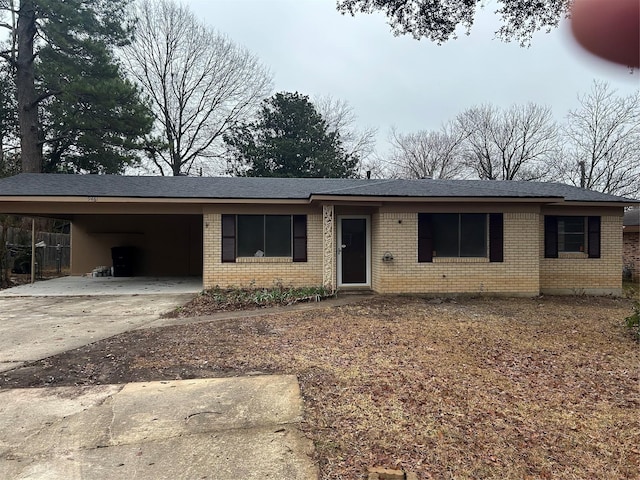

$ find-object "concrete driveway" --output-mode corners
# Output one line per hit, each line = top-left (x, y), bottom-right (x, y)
(0, 277), (319, 479)
(0, 276), (201, 372)
(0, 376), (318, 479)
(0, 293), (194, 373)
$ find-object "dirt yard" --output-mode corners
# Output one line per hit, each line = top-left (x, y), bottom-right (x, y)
(2, 295), (638, 479)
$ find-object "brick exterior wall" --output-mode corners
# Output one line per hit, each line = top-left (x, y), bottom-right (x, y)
(371, 210), (540, 295)
(539, 209), (622, 295)
(623, 231), (639, 281)
(202, 203), (625, 296)
(203, 208), (323, 289)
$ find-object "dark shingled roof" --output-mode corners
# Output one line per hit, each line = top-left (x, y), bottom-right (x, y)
(0, 173), (635, 203)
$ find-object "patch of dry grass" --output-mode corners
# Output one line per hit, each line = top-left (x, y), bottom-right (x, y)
(131, 296), (640, 479)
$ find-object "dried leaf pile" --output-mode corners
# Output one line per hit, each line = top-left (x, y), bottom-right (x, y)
(3, 296), (639, 479)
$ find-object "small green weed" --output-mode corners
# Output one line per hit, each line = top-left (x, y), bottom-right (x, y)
(624, 301), (640, 341)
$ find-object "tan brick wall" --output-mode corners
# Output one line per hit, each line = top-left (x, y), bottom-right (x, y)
(371, 210), (540, 295)
(539, 209), (623, 295)
(203, 208), (323, 289)
(201, 203), (625, 295)
(623, 231), (639, 281)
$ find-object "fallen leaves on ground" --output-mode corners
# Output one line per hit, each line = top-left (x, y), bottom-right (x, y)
(3, 295), (639, 479)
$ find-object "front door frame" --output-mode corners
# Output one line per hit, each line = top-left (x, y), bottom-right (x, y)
(337, 215), (371, 288)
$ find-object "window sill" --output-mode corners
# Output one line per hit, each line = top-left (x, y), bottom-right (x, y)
(236, 256), (292, 263)
(558, 252), (588, 259)
(433, 257), (489, 263)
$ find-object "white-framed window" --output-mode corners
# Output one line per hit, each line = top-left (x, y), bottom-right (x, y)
(431, 213), (487, 258)
(237, 215), (292, 257)
(558, 216), (586, 253)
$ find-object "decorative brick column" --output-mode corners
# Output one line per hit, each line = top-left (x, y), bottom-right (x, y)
(322, 204), (336, 291)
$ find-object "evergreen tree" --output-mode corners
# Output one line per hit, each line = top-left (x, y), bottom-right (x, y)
(0, 65), (19, 177)
(0, 0), (152, 173)
(39, 42), (153, 174)
(225, 92), (359, 178)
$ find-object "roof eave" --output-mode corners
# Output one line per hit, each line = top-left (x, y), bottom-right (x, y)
(0, 196), (311, 204)
(310, 194), (564, 203)
(555, 200), (639, 207)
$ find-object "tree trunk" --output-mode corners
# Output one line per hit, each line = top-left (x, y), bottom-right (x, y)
(16, 0), (42, 173)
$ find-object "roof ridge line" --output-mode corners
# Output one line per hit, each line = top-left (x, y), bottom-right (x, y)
(319, 178), (396, 194)
(465, 179), (564, 198)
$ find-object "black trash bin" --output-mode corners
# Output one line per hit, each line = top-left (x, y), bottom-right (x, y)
(111, 246), (136, 277)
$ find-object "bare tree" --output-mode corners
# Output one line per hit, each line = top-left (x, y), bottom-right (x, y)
(387, 123), (467, 179)
(313, 95), (377, 175)
(123, 0), (273, 176)
(558, 81), (640, 198)
(456, 103), (559, 181)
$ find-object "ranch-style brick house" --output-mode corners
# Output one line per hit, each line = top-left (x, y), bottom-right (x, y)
(0, 173), (636, 296)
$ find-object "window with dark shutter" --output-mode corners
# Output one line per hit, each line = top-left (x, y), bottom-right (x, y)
(417, 213), (433, 262)
(292, 215), (307, 262)
(587, 216), (601, 258)
(544, 215), (558, 258)
(221, 214), (236, 262)
(489, 213), (504, 262)
(546, 215), (600, 259)
(421, 213), (488, 259)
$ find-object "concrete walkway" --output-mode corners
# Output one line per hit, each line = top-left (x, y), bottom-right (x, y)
(0, 376), (318, 479)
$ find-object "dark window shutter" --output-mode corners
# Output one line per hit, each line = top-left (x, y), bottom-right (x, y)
(292, 215), (307, 262)
(587, 216), (601, 258)
(221, 214), (236, 263)
(418, 213), (433, 262)
(544, 215), (558, 258)
(489, 213), (503, 262)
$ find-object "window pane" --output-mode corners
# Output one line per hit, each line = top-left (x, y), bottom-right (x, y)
(265, 215), (292, 257)
(460, 214), (487, 257)
(432, 214), (458, 257)
(558, 216), (585, 252)
(237, 215), (264, 257)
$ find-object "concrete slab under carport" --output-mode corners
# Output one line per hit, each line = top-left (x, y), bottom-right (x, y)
(0, 275), (203, 297)
(0, 376), (318, 479)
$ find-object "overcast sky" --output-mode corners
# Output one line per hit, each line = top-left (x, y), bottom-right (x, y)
(185, 0), (639, 156)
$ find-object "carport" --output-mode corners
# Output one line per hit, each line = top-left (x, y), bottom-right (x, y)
(71, 213), (202, 277)
(0, 175), (205, 284)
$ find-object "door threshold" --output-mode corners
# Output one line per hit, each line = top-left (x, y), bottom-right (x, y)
(337, 286), (373, 295)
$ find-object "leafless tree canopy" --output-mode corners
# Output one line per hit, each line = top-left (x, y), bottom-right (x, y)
(387, 124), (466, 179)
(123, 0), (272, 176)
(558, 81), (640, 198)
(455, 103), (559, 181)
(313, 95), (377, 173)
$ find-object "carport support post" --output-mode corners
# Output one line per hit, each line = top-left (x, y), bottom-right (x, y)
(30, 218), (35, 284)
